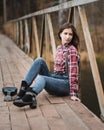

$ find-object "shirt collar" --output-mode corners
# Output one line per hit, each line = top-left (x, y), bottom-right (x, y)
(62, 43), (70, 48)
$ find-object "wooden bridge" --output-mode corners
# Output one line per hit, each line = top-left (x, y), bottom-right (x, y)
(0, 0), (104, 129)
(0, 33), (104, 130)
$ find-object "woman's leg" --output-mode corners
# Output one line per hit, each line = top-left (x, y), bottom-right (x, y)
(13, 75), (69, 108)
(15, 57), (50, 100)
(32, 75), (69, 96)
(24, 57), (50, 86)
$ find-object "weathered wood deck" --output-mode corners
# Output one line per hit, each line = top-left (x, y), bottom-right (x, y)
(0, 34), (104, 130)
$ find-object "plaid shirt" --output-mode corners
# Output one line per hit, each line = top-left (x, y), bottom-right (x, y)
(54, 44), (80, 95)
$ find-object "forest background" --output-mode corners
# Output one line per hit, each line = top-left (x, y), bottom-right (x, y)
(2, 0), (104, 54)
(0, 0), (104, 117)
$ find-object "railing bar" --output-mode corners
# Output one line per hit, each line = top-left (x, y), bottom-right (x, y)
(16, 22), (19, 45)
(78, 5), (104, 120)
(46, 14), (56, 57)
(40, 15), (45, 57)
(67, 7), (74, 23)
(7, 0), (98, 23)
(32, 17), (40, 57)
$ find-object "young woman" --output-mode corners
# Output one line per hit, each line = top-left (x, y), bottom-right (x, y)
(13, 22), (80, 109)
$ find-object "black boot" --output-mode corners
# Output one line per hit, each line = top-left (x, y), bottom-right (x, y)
(13, 87), (37, 109)
(14, 80), (29, 100)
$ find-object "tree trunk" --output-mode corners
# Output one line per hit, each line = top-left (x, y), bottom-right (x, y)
(58, 0), (67, 26)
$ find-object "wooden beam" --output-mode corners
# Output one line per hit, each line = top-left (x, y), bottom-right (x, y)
(45, 15), (51, 69)
(16, 22), (19, 45)
(7, 0), (99, 23)
(19, 21), (23, 49)
(32, 17), (40, 57)
(78, 5), (104, 121)
(46, 14), (56, 57)
(40, 15), (45, 57)
(68, 7), (74, 23)
(24, 19), (30, 53)
(73, 7), (79, 27)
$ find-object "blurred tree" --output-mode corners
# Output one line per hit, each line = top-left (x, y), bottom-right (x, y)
(58, 0), (67, 26)
(3, 0), (104, 53)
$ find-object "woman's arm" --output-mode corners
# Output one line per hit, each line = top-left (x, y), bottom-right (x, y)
(68, 46), (80, 101)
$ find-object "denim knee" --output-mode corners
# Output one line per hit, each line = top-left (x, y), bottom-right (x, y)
(35, 57), (45, 64)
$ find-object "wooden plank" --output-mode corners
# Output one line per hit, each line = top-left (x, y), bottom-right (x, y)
(64, 97), (104, 130)
(0, 74), (10, 130)
(0, 38), (30, 130)
(0, 37), (25, 86)
(5, 55), (24, 89)
(37, 91), (50, 106)
(45, 92), (65, 104)
(0, 58), (13, 87)
(0, 39), (12, 130)
(3, 36), (32, 77)
(40, 103), (70, 130)
(47, 118), (68, 130)
(55, 103), (89, 130)
(0, 35), (31, 130)
(25, 107), (42, 118)
(9, 105), (31, 130)
(78, 5), (104, 120)
(12, 58), (26, 79)
(28, 116), (49, 130)
(0, 113), (10, 124)
(40, 104), (60, 118)
(25, 93), (50, 130)
(0, 125), (11, 130)
(7, 0), (98, 23)
(0, 60), (3, 92)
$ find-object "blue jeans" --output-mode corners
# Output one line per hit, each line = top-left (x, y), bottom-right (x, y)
(24, 57), (69, 96)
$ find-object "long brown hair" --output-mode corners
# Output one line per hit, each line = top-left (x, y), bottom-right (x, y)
(58, 22), (79, 50)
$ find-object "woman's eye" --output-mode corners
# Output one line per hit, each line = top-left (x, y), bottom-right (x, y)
(64, 33), (67, 35)
(64, 33), (73, 36)
(69, 33), (73, 36)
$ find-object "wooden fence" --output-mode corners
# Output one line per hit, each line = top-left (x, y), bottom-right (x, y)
(4, 0), (104, 121)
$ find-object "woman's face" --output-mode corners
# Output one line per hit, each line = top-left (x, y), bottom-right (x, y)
(60, 28), (73, 45)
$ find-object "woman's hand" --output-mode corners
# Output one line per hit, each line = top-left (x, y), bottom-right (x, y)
(70, 95), (80, 102)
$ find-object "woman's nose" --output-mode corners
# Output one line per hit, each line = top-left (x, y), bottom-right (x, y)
(66, 35), (70, 38)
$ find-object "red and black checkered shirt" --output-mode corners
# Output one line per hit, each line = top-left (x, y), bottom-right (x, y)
(54, 44), (80, 95)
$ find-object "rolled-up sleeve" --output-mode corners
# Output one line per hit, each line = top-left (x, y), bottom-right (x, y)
(68, 48), (79, 95)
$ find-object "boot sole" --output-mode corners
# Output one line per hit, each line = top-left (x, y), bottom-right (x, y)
(13, 99), (37, 108)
